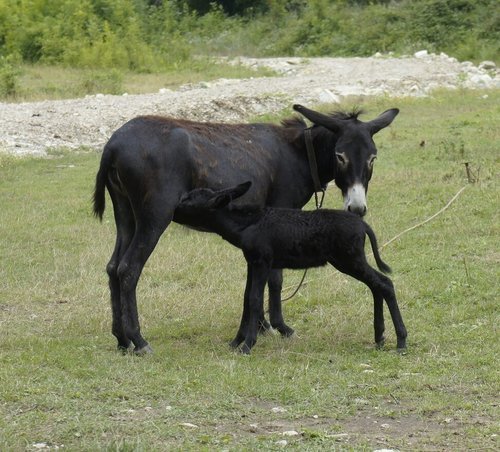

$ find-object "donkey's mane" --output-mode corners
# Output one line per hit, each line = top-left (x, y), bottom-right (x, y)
(330, 108), (364, 120)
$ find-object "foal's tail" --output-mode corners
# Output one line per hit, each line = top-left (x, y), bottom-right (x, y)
(365, 223), (392, 274)
(93, 145), (113, 221)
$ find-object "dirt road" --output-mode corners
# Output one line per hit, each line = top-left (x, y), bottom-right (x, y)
(0, 53), (497, 156)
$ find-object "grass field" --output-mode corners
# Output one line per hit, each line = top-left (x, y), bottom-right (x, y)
(3, 63), (276, 102)
(0, 90), (498, 450)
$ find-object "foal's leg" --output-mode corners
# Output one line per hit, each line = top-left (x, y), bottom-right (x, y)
(230, 263), (252, 349)
(330, 258), (406, 350)
(373, 292), (385, 348)
(259, 269), (291, 334)
(107, 189), (136, 351)
(377, 273), (407, 351)
(241, 262), (271, 354)
(268, 269), (294, 337)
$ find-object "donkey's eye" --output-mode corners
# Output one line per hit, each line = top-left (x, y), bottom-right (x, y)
(336, 153), (347, 165)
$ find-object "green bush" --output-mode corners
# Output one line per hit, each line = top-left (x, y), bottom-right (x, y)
(81, 69), (124, 95)
(0, 0), (497, 72)
(0, 54), (21, 97)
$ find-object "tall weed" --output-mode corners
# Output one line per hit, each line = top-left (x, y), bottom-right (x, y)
(81, 69), (124, 95)
(0, 55), (21, 97)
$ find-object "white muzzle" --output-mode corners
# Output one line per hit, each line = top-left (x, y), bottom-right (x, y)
(344, 183), (367, 216)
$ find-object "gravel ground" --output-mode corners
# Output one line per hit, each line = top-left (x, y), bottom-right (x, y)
(0, 52), (498, 156)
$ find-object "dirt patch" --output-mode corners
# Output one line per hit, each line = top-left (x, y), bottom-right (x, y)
(0, 53), (498, 157)
(214, 402), (498, 450)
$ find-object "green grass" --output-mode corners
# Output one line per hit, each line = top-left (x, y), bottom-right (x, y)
(0, 90), (499, 450)
(3, 62), (276, 102)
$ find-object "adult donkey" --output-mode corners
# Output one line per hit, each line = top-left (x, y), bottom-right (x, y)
(93, 104), (399, 354)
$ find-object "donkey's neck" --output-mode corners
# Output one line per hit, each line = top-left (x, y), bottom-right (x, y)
(310, 126), (337, 186)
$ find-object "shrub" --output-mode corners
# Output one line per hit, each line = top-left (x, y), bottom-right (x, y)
(0, 54), (21, 97)
(81, 69), (124, 95)
(0, 0), (498, 71)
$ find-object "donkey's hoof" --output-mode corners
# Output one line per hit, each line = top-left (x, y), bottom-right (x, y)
(239, 343), (253, 355)
(258, 319), (272, 334)
(134, 344), (153, 355)
(117, 344), (131, 354)
(397, 346), (407, 355)
(375, 337), (386, 349)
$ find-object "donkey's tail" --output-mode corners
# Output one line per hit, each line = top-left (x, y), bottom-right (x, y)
(365, 223), (392, 274)
(93, 145), (112, 221)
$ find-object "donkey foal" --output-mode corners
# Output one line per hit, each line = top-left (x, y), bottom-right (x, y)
(174, 182), (407, 354)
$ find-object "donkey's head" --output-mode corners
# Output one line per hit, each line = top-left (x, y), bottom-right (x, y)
(293, 105), (399, 216)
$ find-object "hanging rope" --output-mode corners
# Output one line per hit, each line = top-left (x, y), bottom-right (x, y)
(276, 127), (324, 303)
(378, 184), (468, 251)
(281, 184), (469, 299)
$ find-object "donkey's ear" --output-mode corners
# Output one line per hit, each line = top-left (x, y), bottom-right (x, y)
(368, 108), (399, 135)
(293, 104), (343, 133)
(210, 181), (252, 208)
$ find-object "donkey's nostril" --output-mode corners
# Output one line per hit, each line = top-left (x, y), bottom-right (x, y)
(348, 204), (367, 216)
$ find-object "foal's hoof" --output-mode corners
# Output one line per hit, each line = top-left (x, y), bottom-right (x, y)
(375, 338), (386, 349)
(134, 344), (153, 355)
(277, 324), (295, 338)
(397, 337), (407, 352)
(397, 347), (408, 355)
(229, 335), (244, 349)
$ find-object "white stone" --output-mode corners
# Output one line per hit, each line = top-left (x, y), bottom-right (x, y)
(479, 60), (496, 71)
(179, 422), (198, 428)
(318, 89), (341, 104)
(272, 406), (287, 413)
(414, 50), (428, 58)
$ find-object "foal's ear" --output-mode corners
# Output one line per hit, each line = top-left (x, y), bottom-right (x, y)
(210, 181), (252, 208)
(368, 108), (399, 135)
(231, 181), (252, 199)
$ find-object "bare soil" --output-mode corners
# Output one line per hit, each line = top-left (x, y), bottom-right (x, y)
(0, 53), (498, 156)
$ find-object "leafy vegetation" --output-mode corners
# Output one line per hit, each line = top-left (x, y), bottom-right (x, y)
(0, 1), (498, 71)
(1, 0), (497, 100)
(0, 90), (498, 450)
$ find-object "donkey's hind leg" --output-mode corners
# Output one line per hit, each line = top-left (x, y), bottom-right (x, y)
(107, 189), (136, 351)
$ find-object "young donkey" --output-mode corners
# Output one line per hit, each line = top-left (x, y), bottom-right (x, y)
(174, 181), (407, 354)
